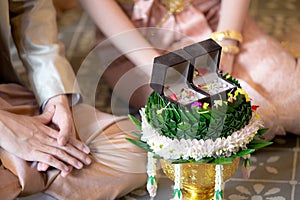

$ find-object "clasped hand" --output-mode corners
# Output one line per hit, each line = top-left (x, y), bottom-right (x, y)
(0, 95), (91, 177)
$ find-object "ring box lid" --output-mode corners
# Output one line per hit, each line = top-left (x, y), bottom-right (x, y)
(150, 39), (237, 106)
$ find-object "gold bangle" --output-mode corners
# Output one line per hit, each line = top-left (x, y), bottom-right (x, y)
(221, 45), (240, 54)
(211, 30), (243, 43)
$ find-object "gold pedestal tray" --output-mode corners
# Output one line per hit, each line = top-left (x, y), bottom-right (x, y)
(160, 158), (240, 200)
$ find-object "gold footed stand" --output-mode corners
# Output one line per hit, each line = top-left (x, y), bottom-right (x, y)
(182, 184), (215, 199)
(160, 158), (240, 200)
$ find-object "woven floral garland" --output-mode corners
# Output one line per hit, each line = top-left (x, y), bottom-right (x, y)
(173, 164), (183, 200)
(214, 164), (224, 200)
(146, 152), (157, 197)
(140, 108), (262, 161)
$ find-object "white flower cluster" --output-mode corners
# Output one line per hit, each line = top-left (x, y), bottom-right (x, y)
(140, 108), (262, 161)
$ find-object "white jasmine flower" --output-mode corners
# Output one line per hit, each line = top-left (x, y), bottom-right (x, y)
(140, 108), (261, 162)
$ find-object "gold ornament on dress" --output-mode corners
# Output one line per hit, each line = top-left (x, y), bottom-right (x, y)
(156, 0), (193, 28)
(161, 0), (192, 14)
(116, 0), (193, 35)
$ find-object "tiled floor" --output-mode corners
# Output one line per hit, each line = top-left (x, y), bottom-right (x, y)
(17, 0), (300, 199)
(250, 0), (300, 39)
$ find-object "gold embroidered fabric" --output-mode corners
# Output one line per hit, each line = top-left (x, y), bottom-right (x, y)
(156, 0), (193, 30)
(117, 0), (193, 12)
(161, 0), (192, 14)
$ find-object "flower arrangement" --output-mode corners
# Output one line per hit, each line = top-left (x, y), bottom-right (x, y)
(128, 74), (271, 159)
(127, 39), (272, 199)
(127, 73), (272, 200)
(128, 74), (271, 199)
(129, 74), (271, 199)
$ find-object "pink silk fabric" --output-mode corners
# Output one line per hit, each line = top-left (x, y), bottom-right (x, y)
(101, 0), (300, 139)
(131, 0), (220, 49)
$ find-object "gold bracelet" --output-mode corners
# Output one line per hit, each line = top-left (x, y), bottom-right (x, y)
(211, 30), (243, 43)
(221, 45), (240, 54)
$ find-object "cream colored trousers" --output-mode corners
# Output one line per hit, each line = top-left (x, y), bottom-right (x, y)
(0, 84), (147, 200)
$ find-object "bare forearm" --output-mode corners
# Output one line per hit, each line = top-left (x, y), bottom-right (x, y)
(217, 0), (251, 32)
(80, 0), (159, 75)
(214, 0), (250, 74)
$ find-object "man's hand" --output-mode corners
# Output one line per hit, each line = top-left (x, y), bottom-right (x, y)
(0, 107), (91, 175)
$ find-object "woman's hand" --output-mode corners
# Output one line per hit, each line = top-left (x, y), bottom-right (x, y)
(219, 53), (235, 74)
